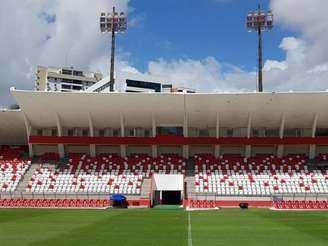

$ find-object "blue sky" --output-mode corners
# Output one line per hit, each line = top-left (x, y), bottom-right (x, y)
(121, 0), (292, 72)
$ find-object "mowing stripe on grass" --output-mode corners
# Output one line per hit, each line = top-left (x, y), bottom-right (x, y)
(188, 212), (193, 246)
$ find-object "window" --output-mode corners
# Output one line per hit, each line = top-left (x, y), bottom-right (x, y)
(157, 127), (183, 136)
(301, 129), (312, 137)
(62, 69), (73, 75)
(135, 128), (144, 137)
(199, 129), (209, 137)
(51, 129), (57, 136)
(72, 80), (82, 85)
(82, 129), (89, 137)
(188, 128), (198, 137)
(73, 71), (83, 77)
(252, 128), (279, 137)
(316, 128), (328, 137)
(73, 85), (81, 90)
(113, 129), (120, 137)
(98, 129), (105, 137)
(128, 129), (135, 137)
(144, 129), (151, 137)
(67, 129), (74, 136)
(62, 84), (72, 89)
(252, 129), (260, 137)
(285, 128), (302, 137)
(226, 129), (233, 137)
(265, 129), (279, 137)
(37, 129), (43, 136)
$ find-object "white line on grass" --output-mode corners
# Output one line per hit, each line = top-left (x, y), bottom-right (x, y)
(188, 212), (193, 246)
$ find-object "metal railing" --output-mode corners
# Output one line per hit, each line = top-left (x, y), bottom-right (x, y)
(187, 192), (328, 202)
(273, 193), (328, 202)
(0, 192), (144, 200)
(187, 192), (271, 201)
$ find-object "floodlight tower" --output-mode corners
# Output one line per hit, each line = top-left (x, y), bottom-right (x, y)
(246, 5), (273, 92)
(100, 7), (127, 92)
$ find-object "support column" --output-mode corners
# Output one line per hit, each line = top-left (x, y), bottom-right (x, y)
(183, 112), (189, 159)
(214, 112), (220, 158)
(277, 114), (285, 158)
(23, 113), (33, 158)
(120, 114), (126, 157)
(245, 114), (252, 158)
(55, 113), (65, 158)
(151, 114), (157, 158)
(309, 145), (316, 160)
(88, 112), (96, 157)
(310, 114), (319, 159)
(277, 145), (284, 158)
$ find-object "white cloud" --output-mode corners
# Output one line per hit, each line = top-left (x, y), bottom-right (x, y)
(144, 57), (254, 92)
(0, 0), (128, 106)
(1, 0), (328, 106)
(262, 0), (328, 91)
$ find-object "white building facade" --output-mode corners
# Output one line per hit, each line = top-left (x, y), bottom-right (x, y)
(36, 66), (103, 92)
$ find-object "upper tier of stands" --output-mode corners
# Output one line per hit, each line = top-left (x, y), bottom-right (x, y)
(194, 154), (328, 196)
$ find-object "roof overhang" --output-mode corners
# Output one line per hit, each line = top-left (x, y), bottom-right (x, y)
(10, 89), (328, 130)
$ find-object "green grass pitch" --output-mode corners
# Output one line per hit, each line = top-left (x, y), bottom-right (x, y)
(1, 208), (328, 246)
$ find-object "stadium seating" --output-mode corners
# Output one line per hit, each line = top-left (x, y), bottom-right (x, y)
(26, 153), (185, 194)
(317, 153), (328, 161)
(26, 154), (143, 194)
(273, 200), (328, 210)
(194, 154), (328, 196)
(0, 149), (31, 192)
(0, 198), (109, 208)
(188, 199), (216, 209)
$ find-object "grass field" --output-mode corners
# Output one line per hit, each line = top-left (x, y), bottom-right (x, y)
(1, 208), (328, 246)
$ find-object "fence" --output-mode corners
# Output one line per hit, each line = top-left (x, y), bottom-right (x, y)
(0, 192), (143, 200)
(187, 192), (328, 202)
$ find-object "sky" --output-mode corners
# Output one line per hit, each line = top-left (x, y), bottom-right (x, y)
(1, 0), (328, 106)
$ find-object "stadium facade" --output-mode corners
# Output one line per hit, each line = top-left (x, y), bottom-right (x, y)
(2, 88), (328, 159)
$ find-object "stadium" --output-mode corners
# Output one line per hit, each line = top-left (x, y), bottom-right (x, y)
(1, 2), (328, 246)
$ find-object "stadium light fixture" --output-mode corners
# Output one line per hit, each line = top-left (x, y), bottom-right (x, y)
(246, 4), (273, 92)
(100, 7), (127, 92)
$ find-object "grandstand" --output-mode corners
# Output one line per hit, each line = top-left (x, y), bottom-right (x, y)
(0, 89), (328, 210)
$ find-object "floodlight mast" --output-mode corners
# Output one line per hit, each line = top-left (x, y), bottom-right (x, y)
(110, 7), (116, 93)
(246, 5), (273, 92)
(100, 7), (127, 92)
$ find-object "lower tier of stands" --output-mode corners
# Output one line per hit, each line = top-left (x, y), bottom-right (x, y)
(194, 154), (328, 196)
(0, 198), (150, 208)
(273, 200), (328, 210)
(26, 153), (185, 194)
(186, 199), (272, 208)
(27, 169), (143, 194)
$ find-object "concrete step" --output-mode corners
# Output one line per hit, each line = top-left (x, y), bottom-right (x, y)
(185, 176), (195, 197)
(141, 178), (151, 199)
(15, 163), (41, 193)
(186, 158), (195, 176)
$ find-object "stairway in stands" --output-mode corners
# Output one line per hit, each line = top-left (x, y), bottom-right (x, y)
(186, 157), (195, 177)
(185, 176), (195, 199)
(140, 179), (151, 199)
(14, 161), (44, 194)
